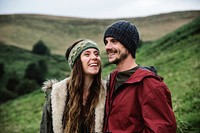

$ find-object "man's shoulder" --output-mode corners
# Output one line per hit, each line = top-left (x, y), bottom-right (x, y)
(130, 67), (163, 83)
(137, 68), (166, 88)
(139, 66), (157, 75)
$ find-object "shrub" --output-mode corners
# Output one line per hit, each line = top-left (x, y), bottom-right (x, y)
(32, 40), (51, 56)
(0, 63), (5, 79)
(16, 79), (38, 95)
(38, 59), (48, 75)
(0, 89), (17, 103)
(24, 60), (48, 85)
(24, 63), (43, 85)
(6, 77), (20, 91)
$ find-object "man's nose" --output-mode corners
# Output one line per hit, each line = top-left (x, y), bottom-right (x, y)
(105, 42), (112, 50)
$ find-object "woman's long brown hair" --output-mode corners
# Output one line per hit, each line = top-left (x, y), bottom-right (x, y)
(64, 40), (102, 133)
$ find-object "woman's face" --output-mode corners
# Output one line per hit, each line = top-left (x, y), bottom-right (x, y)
(80, 48), (101, 76)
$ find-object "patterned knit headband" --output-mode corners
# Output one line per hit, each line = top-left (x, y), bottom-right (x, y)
(68, 39), (99, 69)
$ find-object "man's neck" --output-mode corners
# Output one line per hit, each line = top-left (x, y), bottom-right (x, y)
(116, 55), (138, 72)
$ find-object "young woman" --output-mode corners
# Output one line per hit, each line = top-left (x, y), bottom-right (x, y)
(40, 39), (106, 133)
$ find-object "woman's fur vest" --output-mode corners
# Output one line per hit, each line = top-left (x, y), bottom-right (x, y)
(41, 78), (106, 133)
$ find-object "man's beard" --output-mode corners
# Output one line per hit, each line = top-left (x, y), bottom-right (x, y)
(112, 50), (129, 65)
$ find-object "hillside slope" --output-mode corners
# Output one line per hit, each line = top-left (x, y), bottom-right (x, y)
(0, 11), (199, 55)
(0, 42), (69, 79)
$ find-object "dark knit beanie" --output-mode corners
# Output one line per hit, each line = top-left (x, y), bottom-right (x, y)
(103, 20), (139, 58)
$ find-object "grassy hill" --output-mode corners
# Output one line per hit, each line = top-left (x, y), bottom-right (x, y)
(0, 42), (69, 79)
(0, 13), (200, 132)
(0, 11), (200, 55)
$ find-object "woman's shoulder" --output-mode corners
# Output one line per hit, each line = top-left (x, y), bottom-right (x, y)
(42, 78), (69, 93)
(52, 78), (69, 90)
(41, 79), (59, 92)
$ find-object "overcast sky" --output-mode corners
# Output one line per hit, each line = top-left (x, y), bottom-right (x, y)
(0, 0), (199, 19)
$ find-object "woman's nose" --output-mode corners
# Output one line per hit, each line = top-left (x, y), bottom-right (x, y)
(91, 54), (97, 60)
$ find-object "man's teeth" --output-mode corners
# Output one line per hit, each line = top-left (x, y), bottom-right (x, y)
(109, 52), (115, 55)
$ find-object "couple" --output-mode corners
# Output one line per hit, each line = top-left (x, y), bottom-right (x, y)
(40, 20), (177, 133)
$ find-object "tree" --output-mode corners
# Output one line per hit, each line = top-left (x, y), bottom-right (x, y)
(0, 63), (5, 79)
(16, 79), (38, 95)
(6, 77), (19, 91)
(24, 63), (43, 85)
(32, 40), (51, 55)
(24, 60), (48, 85)
(38, 59), (48, 75)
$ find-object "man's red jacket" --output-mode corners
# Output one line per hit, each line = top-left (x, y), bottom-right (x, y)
(103, 68), (177, 133)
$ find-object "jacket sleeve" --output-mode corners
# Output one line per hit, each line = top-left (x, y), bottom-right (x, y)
(40, 80), (58, 133)
(40, 89), (53, 133)
(139, 77), (177, 133)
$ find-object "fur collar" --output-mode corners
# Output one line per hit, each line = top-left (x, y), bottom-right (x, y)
(44, 78), (106, 133)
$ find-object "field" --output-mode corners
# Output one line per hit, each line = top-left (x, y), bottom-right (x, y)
(0, 11), (199, 54)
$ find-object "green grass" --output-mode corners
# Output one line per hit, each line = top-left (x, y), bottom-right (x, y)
(0, 16), (200, 133)
(0, 90), (44, 133)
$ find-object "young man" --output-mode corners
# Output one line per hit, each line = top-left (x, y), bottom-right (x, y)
(103, 20), (177, 133)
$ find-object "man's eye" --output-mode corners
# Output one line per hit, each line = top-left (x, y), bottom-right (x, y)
(105, 40), (108, 45)
(111, 39), (117, 43)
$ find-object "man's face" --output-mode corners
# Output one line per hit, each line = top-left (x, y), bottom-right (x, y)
(105, 37), (129, 64)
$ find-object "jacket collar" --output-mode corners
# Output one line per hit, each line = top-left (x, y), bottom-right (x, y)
(111, 68), (161, 84)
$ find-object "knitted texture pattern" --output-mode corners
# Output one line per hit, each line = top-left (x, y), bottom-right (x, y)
(103, 20), (139, 58)
(68, 40), (99, 69)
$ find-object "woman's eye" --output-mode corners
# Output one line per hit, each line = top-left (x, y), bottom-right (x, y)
(95, 53), (99, 56)
(84, 54), (89, 56)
